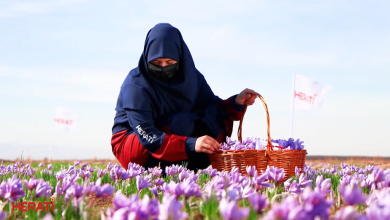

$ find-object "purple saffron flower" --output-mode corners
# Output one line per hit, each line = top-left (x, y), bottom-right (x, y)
(47, 164), (53, 170)
(81, 163), (87, 171)
(162, 182), (185, 198)
(223, 187), (240, 201)
(74, 161), (81, 166)
(150, 186), (158, 197)
(23, 176), (40, 191)
(334, 206), (368, 220)
(366, 202), (390, 220)
(241, 185), (255, 199)
(165, 165), (179, 176)
(288, 181), (302, 195)
(0, 212), (6, 220)
(315, 175), (332, 194)
(67, 183), (84, 199)
(248, 193), (268, 214)
(301, 188), (333, 219)
(80, 170), (91, 180)
(179, 170), (189, 182)
(107, 162), (113, 171)
(246, 166), (258, 178)
(1, 174), (25, 202)
(155, 178), (164, 186)
(266, 166), (285, 183)
(97, 168), (106, 177)
(219, 198), (250, 220)
(38, 163), (44, 167)
(35, 180), (53, 198)
(112, 192), (138, 211)
(136, 176), (151, 191)
(148, 167), (162, 177)
(254, 173), (273, 190)
(339, 183), (367, 206)
(368, 168), (385, 186)
(263, 196), (300, 220)
(87, 165), (95, 173)
(298, 173), (313, 188)
(159, 194), (188, 220)
(95, 183), (115, 198)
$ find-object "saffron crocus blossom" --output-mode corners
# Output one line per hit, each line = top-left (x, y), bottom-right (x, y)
(219, 198), (250, 220)
(74, 161), (81, 166)
(148, 167), (162, 177)
(80, 170), (91, 180)
(155, 178), (164, 186)
(136, 175), (151, 191)
(367, 168), (385, 187)
(180, 179), (202, 198)
(133, 195), (160, 220)
(23, 176), (39, 191)
(55, 170), (68, 181)
(0, 212), (6, 220)
(334, 206), (368, 220)
(150, 186), (158, 197)
(248, 193), (268, 214)
(254, 173), (273, 190)
(95, 183), (115, 198)
(263, 196), (300, 220)
(246, 166), (258, 178)
(162, 182), (185, 198)
(366, 202), (390, 220)
(38, 163), (44, 167)
(112, 192), (138, 211)
(315, 175), (332, 194)
(301, 188), (333, 220)
(55, 179), (72, 196)
(339, 183), (367, 206)
(265, 166), (285, 183)
(298, 173), (313, 188)
(81, 163), (87, 171)
(165, 165), (179, 176)
(35, 180), (53, 198)
(1, 174), (25, 202)
(97, 168), (106, 177)
(159, 194), (188, 220)
(47, 164), (53, 170)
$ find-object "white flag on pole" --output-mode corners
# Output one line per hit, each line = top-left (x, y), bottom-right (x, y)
(293, 74), (331, 114)
(53, 106), (77, 132)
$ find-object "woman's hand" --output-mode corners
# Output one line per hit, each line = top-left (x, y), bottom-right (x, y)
(195, 135), (221, 154)
(235, 88), (259, 106)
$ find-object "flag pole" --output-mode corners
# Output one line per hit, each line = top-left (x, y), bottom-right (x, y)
(49, 106), (55, 163)
(291, 73), (296, 138)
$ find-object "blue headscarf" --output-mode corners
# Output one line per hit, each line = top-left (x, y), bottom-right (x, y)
(121, 23), (221, 125)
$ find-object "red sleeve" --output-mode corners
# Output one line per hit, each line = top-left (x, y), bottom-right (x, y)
(127, 110), (196, 162)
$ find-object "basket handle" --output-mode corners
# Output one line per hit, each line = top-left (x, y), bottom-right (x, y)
(237, 94), (273, 154)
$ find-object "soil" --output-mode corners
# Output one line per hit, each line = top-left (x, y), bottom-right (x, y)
(3, 156), (390, 169)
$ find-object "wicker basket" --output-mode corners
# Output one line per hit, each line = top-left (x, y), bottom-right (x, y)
(267, 149), (307, 182)
(209, 94), (307, 180)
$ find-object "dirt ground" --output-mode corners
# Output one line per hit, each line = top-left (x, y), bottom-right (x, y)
(3, 156), (390, 170)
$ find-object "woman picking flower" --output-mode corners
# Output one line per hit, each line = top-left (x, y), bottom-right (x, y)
(111, 23), (259, 172)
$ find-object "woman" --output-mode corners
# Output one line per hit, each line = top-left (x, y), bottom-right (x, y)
(111, 23), (258, 172)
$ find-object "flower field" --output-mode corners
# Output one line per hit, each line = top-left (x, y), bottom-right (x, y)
(0, 158), (390, 220)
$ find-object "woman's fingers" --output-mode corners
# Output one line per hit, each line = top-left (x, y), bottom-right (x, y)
(204, 138), (220, 151)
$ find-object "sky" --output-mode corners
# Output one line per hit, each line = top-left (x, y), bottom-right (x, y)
(1, 0), (390, 160)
